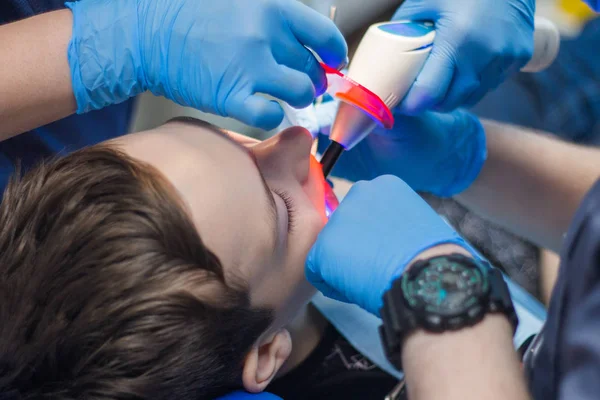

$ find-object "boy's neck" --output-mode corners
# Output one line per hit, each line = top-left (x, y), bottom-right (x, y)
(277, 303), (329, 376)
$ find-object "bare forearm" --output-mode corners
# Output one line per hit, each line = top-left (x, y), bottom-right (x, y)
(403, 314), (528, 400)
(0, 10), (76, 140)
(401, 244), (529, 400)
(457, 120), (600, 252)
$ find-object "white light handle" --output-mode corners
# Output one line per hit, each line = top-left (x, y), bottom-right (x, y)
(522, 16), (560, 73)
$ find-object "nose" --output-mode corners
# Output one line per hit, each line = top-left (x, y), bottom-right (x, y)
(252, 127), (314, 184)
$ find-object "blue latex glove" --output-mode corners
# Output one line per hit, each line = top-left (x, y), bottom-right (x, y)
(585, 1), (600, 11)
(393, 0), (535, 114)
(306, 175), (471, 316)
(216, 392), (282, 400)
(66, 0), (347, 130)
(317, 102), (487, 197)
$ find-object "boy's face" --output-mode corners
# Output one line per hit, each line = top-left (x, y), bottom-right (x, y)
(114, 120), (333, 331)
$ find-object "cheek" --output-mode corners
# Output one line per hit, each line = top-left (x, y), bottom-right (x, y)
(267, 204), (324, 326)
(303, 157), (328, 224)
(271, 277), (317, 330)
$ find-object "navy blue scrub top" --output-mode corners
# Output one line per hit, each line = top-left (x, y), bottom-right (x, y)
(0, 0), (134, 193)
(527, 179), (600, 399)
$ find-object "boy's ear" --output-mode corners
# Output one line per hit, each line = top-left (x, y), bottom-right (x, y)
(242, 329), (292, 393)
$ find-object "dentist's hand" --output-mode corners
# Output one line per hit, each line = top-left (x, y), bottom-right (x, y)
(66, 0), (347, 130)
(306, 175), (469, 316)
(393, 0), (535, 114)
(317, 102), (487, 197)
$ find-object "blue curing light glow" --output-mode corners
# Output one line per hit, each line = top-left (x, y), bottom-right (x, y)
(413, 43), (433, 51)
(325, 201), (334, 219)
(378, 21), (434, 37)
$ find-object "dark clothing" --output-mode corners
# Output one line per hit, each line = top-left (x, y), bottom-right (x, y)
(1, 0), (66, 20)
(422, 194), (540, 296)
(473, 17), (600, 145)
(528, 179), (600, 400)
(268, 323), (401, 400)
(0, 0), (134, 193)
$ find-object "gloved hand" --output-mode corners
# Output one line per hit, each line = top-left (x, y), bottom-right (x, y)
(306, 175), (470, 316)
(393, 0), (535, 114)
(66, 0), (347, 130)
(316, 100), (487, 197)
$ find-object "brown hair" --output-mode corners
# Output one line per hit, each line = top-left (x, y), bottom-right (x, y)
(0, 145), (273, 399)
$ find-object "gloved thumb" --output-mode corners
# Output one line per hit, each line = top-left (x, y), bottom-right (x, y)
(397, 43), (454, 114)
(227, 94), (285, 131)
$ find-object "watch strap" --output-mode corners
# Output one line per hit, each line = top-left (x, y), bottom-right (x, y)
(488, 267), (519, 335)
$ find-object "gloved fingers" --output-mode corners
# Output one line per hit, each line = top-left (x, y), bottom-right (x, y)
(392, 0), (436, 21)
(462, 55), (517, 108)
(283, 0), (348, 69)
(272, 43), (327, 96)
(371, 112), (425, 139)
(256, 65), (316, 109)
(226, 94), (285, 130)
(396, 45), (455, 114)
(434, 70), (480, 112)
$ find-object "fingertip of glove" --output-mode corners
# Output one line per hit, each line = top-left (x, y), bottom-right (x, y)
(337, 56), (349, 71)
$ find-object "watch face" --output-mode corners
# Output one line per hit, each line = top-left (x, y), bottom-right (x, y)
(402, 257), (488, 316)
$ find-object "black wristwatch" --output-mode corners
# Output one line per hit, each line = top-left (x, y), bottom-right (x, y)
(379, 253), (519, 370)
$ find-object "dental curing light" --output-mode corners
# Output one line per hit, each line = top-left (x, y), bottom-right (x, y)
(320, 18), (560, 177)
(320, 21), (435, 177)
(319, 62), (395, 176)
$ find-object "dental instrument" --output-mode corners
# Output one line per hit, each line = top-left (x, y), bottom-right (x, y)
(320, 17), (560, 177)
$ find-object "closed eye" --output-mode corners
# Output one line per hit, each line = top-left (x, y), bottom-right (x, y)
(273, 189), (297, 234)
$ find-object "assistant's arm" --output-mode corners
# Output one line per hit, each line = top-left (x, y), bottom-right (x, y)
(457, 120), (600, 253)
(402, 244), (529, 400)
(306, 178), (530, 400)
(0, 10), (76, 139)
(1, 0), (348, 140)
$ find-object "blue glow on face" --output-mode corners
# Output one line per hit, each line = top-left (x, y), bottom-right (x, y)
(378, 22), (434, 37)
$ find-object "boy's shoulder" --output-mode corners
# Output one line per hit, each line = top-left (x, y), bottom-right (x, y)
(268, 323), (401, 400)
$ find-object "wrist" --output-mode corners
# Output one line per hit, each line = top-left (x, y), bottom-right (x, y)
(402, 313), (515, 368)
(402, 313), (526, 400)
(66, 0), (146, 113)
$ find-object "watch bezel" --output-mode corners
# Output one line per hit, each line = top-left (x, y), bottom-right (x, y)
(400, 253), (491, 331)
